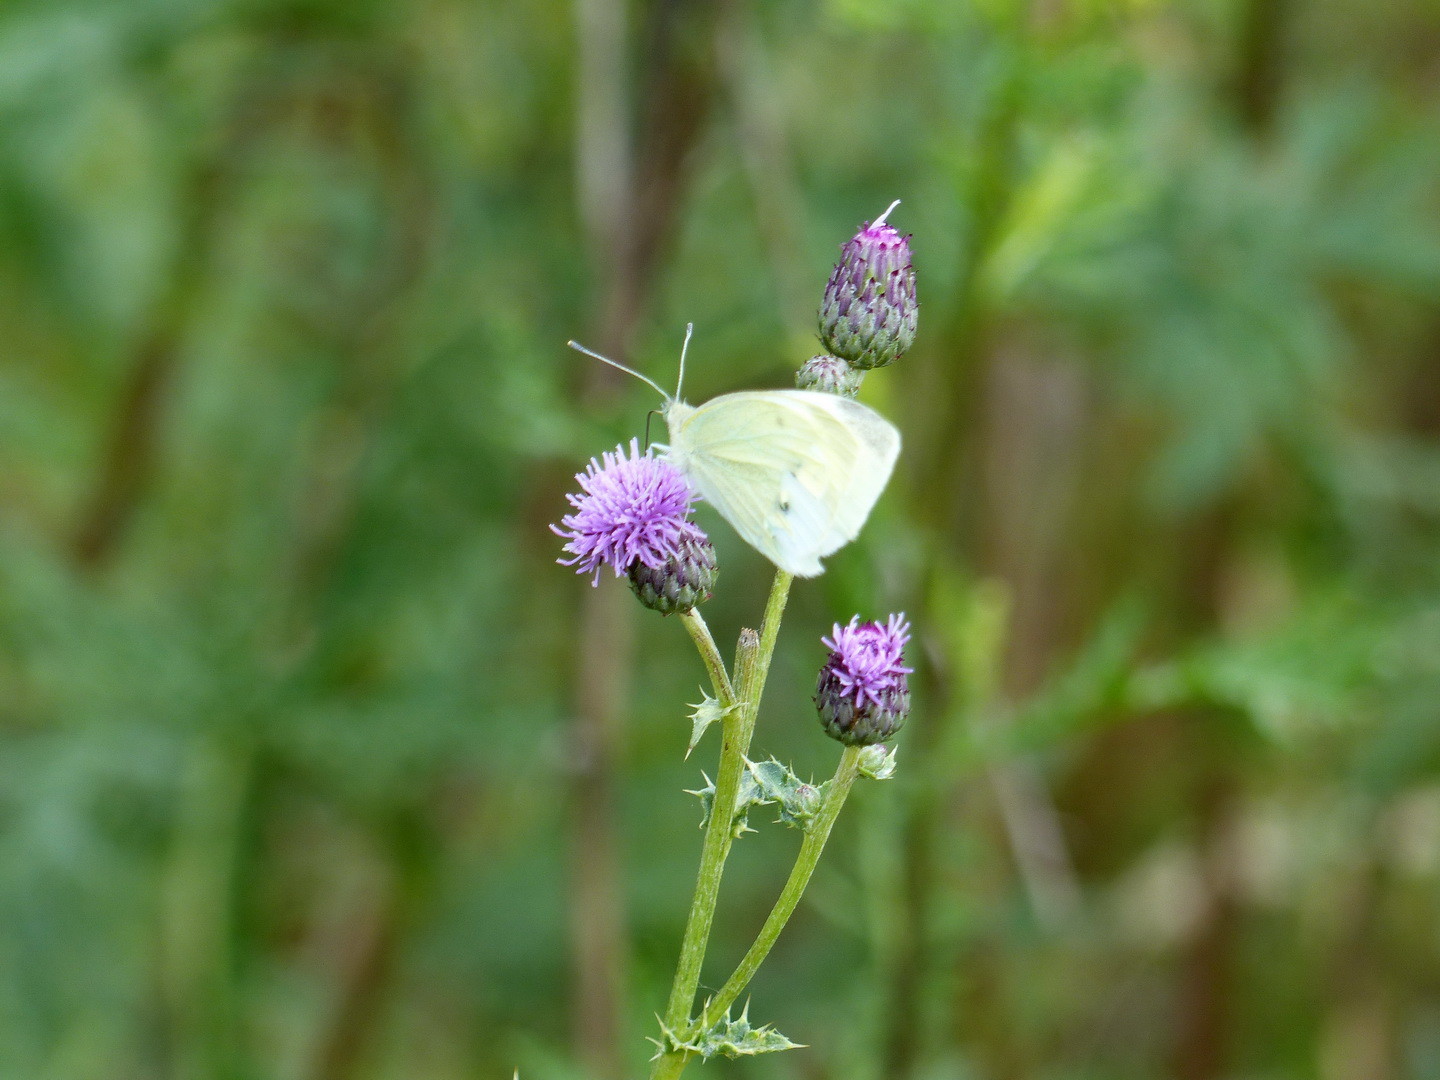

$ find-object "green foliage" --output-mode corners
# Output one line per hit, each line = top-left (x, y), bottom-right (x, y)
(1, 0), (1439, 1077)
(657, 1002), (804, 1061)
(688, 758), (827, 835)
(685, 691), (735, 759)
(744, 758), (829, 830)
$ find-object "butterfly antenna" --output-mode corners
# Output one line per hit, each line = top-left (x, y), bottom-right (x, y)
(566, 340), (669, 400)
(675, 322), (693, 401)
(873, 198), (901, 227)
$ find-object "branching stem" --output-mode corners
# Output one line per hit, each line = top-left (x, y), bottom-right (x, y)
(652, 570), (793, 1078)
(696, 743), (865, 1029)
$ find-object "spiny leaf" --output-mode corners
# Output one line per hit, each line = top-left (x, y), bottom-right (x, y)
(656, 1001), (804, 1060)
(745, 757), (827, 829)
(687, 758), (828, 835)
(686, 770), (761, 838)
(685, 691), (738, 759)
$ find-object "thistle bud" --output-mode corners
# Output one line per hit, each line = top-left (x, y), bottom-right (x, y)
(857, 743), (898, 780)
(627, 523), (717, 615)
(815, 614), (912, 745)
(796, 353), (863, 398)
(818, 203), (917, 370)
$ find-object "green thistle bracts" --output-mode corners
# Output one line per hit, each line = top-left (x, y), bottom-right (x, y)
(629, 526), (717, 614)
(796, 353), (864, 397)
(817, 207), (917, 370)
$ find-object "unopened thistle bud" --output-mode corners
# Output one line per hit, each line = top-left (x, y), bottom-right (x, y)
(818, 201), (917, 370)
(796, 353), (863, 398)
(815, 614), (913, 745)
(628, 523), (717, 614)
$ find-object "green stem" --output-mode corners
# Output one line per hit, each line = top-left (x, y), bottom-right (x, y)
(648, 1048), (692, 1080)
(697, 743), (866, 1029)
(738, 571), (793, 739)
(653, 570), (794, 1077)
(680, 609), (737, 706)
(660, 629), (755, 1038)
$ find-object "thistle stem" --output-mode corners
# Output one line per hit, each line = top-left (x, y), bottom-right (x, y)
(695, 743), (866, 1030)
(653, 570), (793, 1077)
(679, 609), (736, 706)
(648, 1047), (691, 1080)
(658, 632), (753, 1053)
(740, 571), (793, 736)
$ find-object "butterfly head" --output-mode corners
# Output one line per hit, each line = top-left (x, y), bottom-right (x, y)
(658, 398), (694, 457)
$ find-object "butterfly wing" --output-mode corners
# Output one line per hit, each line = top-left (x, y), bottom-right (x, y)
(667, 391), (901, 577)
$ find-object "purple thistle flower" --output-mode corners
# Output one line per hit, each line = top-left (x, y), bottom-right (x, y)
(816, 614), (913, 745)
(553, 439), (699, 585)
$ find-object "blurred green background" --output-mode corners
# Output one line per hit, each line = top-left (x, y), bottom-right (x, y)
(3, 0), (1440, 1078)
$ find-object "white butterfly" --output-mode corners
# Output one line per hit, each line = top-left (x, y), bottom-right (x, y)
(569, 328), (900, 578)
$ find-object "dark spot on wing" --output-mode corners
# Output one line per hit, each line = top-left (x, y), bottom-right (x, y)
(779, 469), (797, 514)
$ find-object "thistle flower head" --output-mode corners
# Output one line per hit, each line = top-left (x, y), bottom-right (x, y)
(553, 439), (698, 585)
(816, 613), (913, 745)
(796, 353), (863, 398)
(818, 202), (917, 370)
(628, 522), (717, 614)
